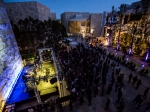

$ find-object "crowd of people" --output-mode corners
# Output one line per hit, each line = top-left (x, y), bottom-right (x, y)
(57, 36), (150, 112)
(27, 98), (72, 112)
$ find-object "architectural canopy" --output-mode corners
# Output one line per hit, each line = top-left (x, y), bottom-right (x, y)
(68, 14), (89, 21)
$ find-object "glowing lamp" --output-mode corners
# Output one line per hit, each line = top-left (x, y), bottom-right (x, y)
(90, 29), (94, 34)
(107, 33), (109, 36)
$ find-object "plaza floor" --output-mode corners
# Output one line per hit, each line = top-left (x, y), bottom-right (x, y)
(60, 37), (150, 112)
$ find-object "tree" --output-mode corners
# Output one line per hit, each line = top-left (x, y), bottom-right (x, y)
(11, 17), (67, 55)
(105, 6), (117, 47)
(128, 5), (140, 55)
(116, 4), (126, 50)
(141, 0), (150, 61)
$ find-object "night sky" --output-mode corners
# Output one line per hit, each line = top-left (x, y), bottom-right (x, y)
(4, 0), (139, 19)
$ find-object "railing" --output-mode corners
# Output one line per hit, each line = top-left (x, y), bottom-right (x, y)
(51, 48), (64, 97)
(31, 82), (41, 104)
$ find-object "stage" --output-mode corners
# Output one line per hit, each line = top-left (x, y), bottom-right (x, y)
(36, 62), (57, 95)
(6, 61), (58, 104)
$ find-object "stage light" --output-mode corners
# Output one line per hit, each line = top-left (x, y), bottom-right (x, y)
(145, 52), (149, 61)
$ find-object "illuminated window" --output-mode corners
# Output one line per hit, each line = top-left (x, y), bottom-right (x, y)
(81, 21), (85, 26)
(68, 21), (80, 33)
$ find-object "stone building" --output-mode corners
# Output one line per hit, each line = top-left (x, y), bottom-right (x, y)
(5, 1), (56, 23)
(90, 13), (103, 37)
(50, 12), (56, 20)
(0, 0), (23, 110)
(61, 12), (103, 37)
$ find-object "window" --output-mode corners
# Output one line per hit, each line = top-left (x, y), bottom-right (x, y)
(81, 21), (85, 26)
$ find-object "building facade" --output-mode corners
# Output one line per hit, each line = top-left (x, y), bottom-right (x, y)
(0, 1), (23, 110)
(61, 12), (103, 37)
(50, 12), (56, 20)
(5, 1), (56, 23)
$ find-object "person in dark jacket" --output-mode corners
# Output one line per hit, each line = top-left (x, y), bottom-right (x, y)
(135, 79), (141, 90)
(105, 98), (110, 110)
(69, 100), (73, 111)
(132, 75), (138, 85)
(143, 87), (149, 99)
(128, 73), (133, 83)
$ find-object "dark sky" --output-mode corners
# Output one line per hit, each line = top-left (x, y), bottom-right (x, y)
(4, 0), (139, 19)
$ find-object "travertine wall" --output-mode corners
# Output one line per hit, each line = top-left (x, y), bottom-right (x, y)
(50, 12), (56, 20)
(36, 2), (51, 21)
(90, 13), (103, 37)
(61, 13), (67, 28)
(5, 2), (39, 23)
(0, 1), (23, 109)
(101, 11), (107, 36)
(5, 1), (51, 23)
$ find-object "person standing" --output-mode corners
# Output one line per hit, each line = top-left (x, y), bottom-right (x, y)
(50, 99), (55, 111)
(105, 98), (110, 110)
(79, 94), (84, 105)
(119, 99), (125, 112)
(58, 103), (63, 112)
(117, 89), (122, 103)
(143, 87), (149, 99)
(128, 73), (133, 83)
(94, 85), (99, 98)
(69, 100), (73, 111)
(86, 87), (92, 106)
(101, 84), (105, 96)
(137, 99), (143, 109)
(132, 94), (141, 105)
(107, 84), (112, 95)
(88, 94), (92, 106)
(132, 75), (138, 85)
(135, 79), (142, 90)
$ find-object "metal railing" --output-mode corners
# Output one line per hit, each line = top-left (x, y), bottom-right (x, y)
(30, 82), (41, 104)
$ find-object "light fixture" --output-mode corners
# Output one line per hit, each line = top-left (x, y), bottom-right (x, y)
(107, 33), (109, 36)
(90, 29), (94, 34)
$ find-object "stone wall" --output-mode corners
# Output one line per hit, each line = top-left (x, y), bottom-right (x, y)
(0, 1), (23, 109)
(50, 12), (56, 20)
(90, 13), (103, 37)
(5, 1), (51, 23)
(61, 13), (67, 29)
(36, 2), (51, 21)
(101, 11), (107, 36)
(5, 2), (39, 23)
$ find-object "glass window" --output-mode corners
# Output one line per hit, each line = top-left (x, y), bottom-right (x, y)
(68, 21), (80, 33)
(81, 21), (85, 26)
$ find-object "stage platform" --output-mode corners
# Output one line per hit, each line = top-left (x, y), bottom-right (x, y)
(6, 61), (58, 104)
